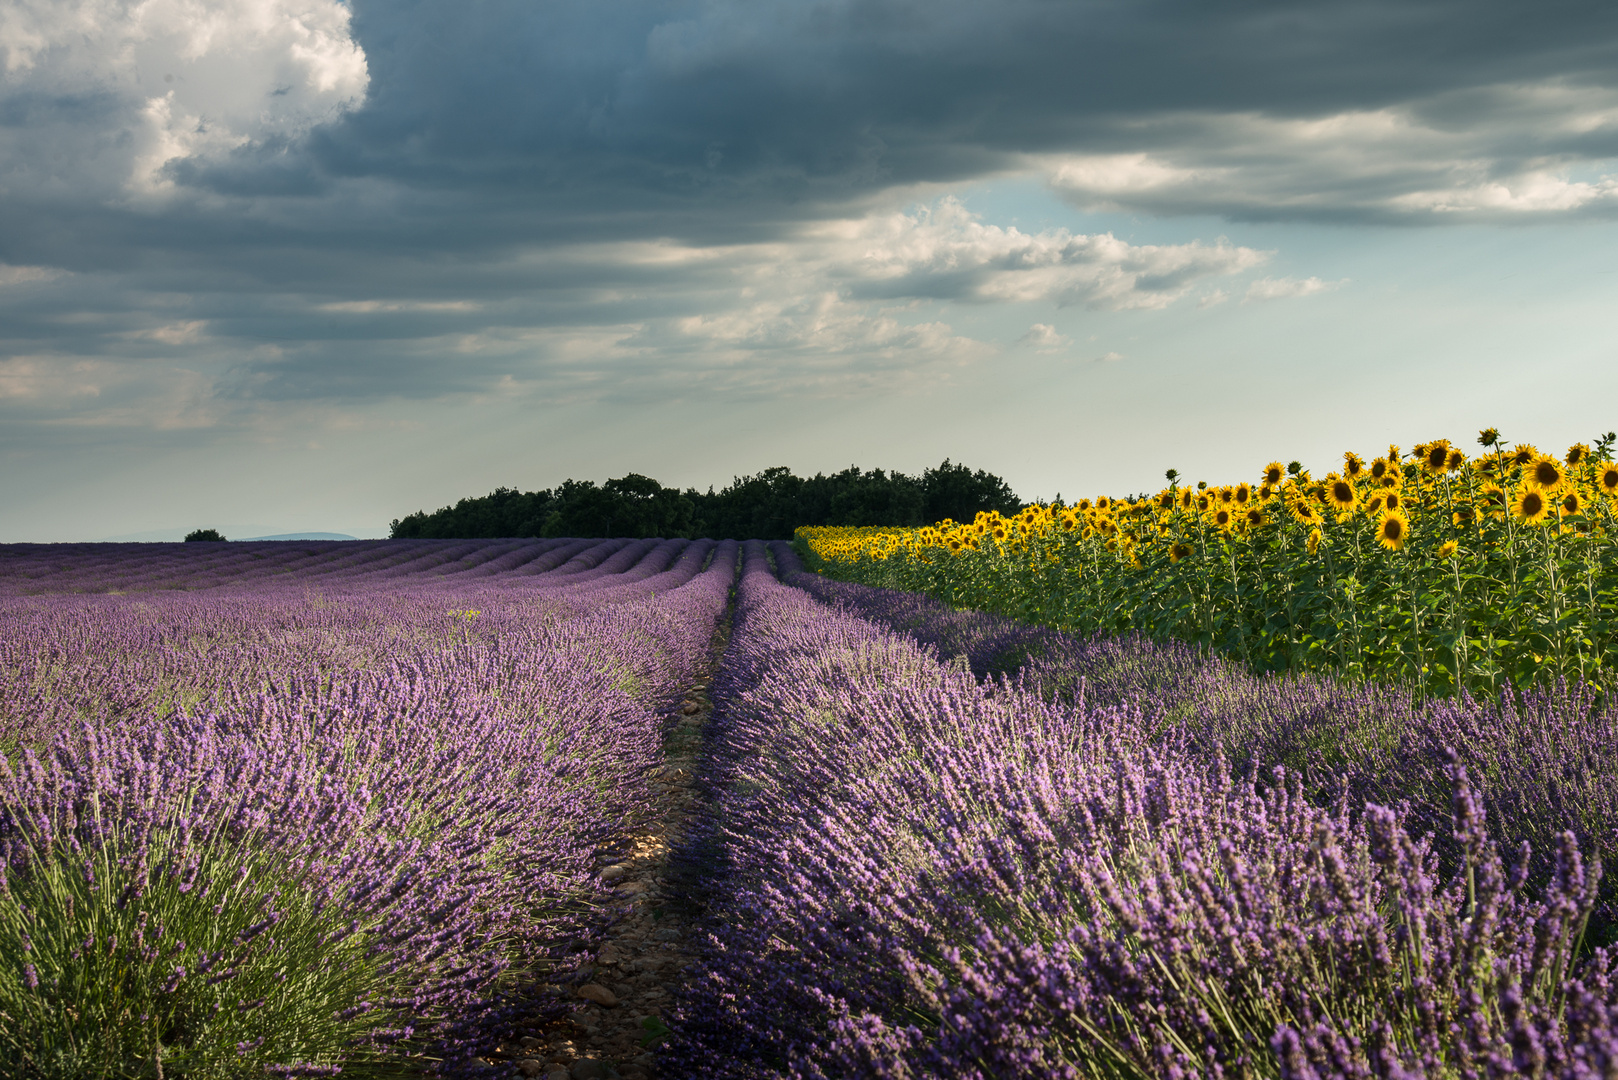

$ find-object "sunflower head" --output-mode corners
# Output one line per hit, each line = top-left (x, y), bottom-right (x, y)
(1452, 506), (1477, 527)
(1306, 527), (1322, 555)
(1216, 486), (1234, 505)
(1511, 445), (1539, 468)
(1157, 491), (1175, 510)
(1526, 454), (1568, 493)
(1599, 462), (1618, 495)
(1169, 542), (1193, 563)
(1561, 490), (1585, 516)
(1377, 510), (1409, 551)
(1289, 500), (1321, 525)
(1383, 490), (1402, 512)
(1445, 448), (1467, 472)
(1364, 493), (1386, 516)
(1478, 427), (1501, 448)
(1196, 494), (1212, 513)
(991, 525), (1008, 540)
(1096, 495), (1111, 510)
(1245, 507), (1265, 529)
(1421, 440), (1452, 475)
(1369, 457), (1390, 481)
(1234, 482), (1254, 505)
(1213, 507), (1234, 530)
(1342, 452), (1365, 478)
(1437, 539), (1458, 559)
(1258, 483), (1275, 501)
(1567, 443), (1592, 467)
(1513, 487), (1550, 525)
(1326, 477), (1357, 509)
(1179, 489), (1195, 509)
(1263, 462), (1285, 486)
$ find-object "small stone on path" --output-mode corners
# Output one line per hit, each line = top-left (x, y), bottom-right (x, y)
(577, 983), (619, 1007)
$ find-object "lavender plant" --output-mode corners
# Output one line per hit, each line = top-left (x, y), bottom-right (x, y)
(0, 537), (738, 1076)
(666, 542), (1618, 1079)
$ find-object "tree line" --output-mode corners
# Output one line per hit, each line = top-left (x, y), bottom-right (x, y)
(388, 461), (1022, 541)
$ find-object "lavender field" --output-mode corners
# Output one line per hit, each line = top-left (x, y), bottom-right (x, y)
(4, 538), (1618, 1078)
(0, 538), (736, 1077)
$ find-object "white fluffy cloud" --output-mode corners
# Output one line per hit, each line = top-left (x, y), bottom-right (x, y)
(1046, 81), (1618, 222)
(820, 198), (1269, 309)
(1019, 323), (1070, 351)
(1, 0), (366, 197)
(1243, 276), (1344, 302)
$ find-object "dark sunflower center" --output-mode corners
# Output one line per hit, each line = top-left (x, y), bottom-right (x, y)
(1524, 493), (1543, 515)
(1535, 462), (1560, 486)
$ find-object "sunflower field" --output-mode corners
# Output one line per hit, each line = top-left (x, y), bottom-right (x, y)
(799, 430), (1618, 695)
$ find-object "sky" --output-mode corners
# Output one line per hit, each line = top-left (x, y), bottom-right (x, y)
(3, 0), (1618, 541)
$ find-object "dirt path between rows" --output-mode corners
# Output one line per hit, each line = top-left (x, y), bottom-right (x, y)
(491, 627), (726, 1080)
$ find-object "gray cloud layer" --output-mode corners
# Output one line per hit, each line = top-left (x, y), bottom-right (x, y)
(4, 0), (1618, 439)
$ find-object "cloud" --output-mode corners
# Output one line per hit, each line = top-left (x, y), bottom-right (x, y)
(1, 0), (366, 200)
(6, 0), (1618, 445)
(828, 198), (1269, 310)
(1094, 351), (1124, 363)
(1046, 82), (1618, 223)
(1242, 276), (1345, 302)
(1019, 323), (1070, 351)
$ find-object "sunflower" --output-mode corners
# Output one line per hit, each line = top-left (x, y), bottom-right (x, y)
(1369, 456), (1391, 482)
(1364, 493), (1387, 516)
(1179, 489), (1196, 510)
(1436, 539), (1458, 559)
(1096, 495), (1112, 510)
(1234, 482), (1254, 505)
(947, 538), (964, 552)
(1567, 443), (1592, 467)
(1513, 487), (1550, 525)
(1480, 484), (1507, 517)
(1561, 490), (1585, 516)
(1524, 454), (1568, 493)
(1473, 457), (1500, 479)
(1156, 491), (1175, 510)
(1326, 476), (1357, 509)
(1196, 493), (1212, 513)
(1307, 527), (1322, 555)
(1289, 500), (1322, 526)
(1478, 427), (1501, 448)
(1452, 505), (1477, 528)
(1077, 499), (1092, 512)
(1212, 507), (1235, 530)
(1445, 448), (1467, 472)
(1343, 452), (1366, 479)
(1216, 486), (1235, 506)
(1511, 445), (1538, 468)
(1059, 511), (1080, 530)
(1244, 507), (1266, 529)
(1420, 439), (1452, 475)
(1376, 510), (1409, 551)
(991, 525), (1008, 540)
(1258, 483), (1275, 501)
(1383, 490), (1403, 513)
(1169, 542), (1194, 562)
(1263, 461), (1285, 486)
(1599, 462), (1618, 495)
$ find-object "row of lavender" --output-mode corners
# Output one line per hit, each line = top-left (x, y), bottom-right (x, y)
(665, 541), (1618, 1078)
(0, 538), (737, 1077)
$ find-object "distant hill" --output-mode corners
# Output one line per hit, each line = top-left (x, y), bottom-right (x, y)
(100, 528), (361, 542)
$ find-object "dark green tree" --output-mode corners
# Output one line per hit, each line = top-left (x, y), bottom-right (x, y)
(183, 528), (226, 542)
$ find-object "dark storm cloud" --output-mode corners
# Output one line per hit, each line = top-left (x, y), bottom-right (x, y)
(5, 0), (1618, 435)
